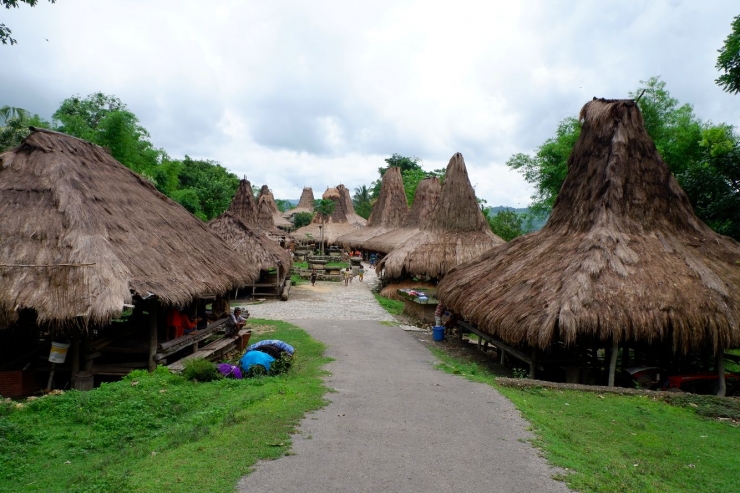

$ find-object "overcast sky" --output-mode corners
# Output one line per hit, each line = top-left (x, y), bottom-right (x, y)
(3, 1), (738, 206)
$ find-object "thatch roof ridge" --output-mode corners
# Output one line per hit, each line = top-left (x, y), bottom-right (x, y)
(438, 98), (740, 353)
(337, 184), (367, 227)
(378, 153), (503, 279)
(257, 185), (293, 229)
(228, 178), (258, 226)
(283, 187), (315, 218)
(0, 128), (259, 327)
(208, 211), (292, 272)
(363, 177), (441, 253)
(336, 167), (409, 249)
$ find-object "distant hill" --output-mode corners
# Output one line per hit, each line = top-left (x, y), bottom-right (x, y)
(486, 206), (549, 232)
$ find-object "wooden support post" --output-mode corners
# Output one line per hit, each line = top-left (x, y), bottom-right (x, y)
(499, 348), (505, 365)
(148, 301), (159, 372)
(717, 352), (726, 397)
(608, 339), (619, 387)
(529, 347), (537, 379)
(70, 329), (80, 385)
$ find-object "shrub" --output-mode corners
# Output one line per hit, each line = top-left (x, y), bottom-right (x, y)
(182, 358), (222, 382)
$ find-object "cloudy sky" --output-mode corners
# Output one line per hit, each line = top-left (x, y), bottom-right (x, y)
(3, 1), (738, 206)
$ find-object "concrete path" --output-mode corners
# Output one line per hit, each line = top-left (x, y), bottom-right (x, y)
(237, 267), (571, 493)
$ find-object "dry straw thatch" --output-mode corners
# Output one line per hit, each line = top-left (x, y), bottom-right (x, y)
(337, 167), (409, 249)
(208, 211), (292, 273)
(257, 185), (293, 230)
(0, 129), (259, 328)
(379, 153), (503, 279)
(228, 178), (259, 226)
(438, 99), (740, 354)
(293, 186), (360, 245)
(282, 187), (315, 219)
(364, 177), (442, 254)
(337, 184), (367, 227)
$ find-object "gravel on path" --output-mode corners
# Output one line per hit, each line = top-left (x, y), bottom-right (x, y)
(237, 263), (572, 493)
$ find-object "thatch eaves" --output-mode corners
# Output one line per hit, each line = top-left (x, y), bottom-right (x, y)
(438, 99), (740, 354)
(364, 177), (442, 253)
(379, 153), (504, 279)
(208, 211), (292, 273)
(337, 167), (409, 249)
(0, 129), (259, 328)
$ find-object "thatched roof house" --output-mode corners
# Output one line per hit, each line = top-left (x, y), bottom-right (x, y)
(337, 184), (368, 228)
(438, 99), (740, 354)
(293, 186), (360, 245)
(282, 187), (315, 219)
(0, 128), (259, 328)
(208, 211), (292, 273)
(336, 167), (409, 249)
(257, 185), (293, 231)
(379, 153), (504, 280)
(364, 177), (442, 254)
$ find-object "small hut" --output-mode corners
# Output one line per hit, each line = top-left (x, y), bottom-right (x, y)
(293, 187), (360, 246)
(257, 185), (294, 231)
(283, 187), (315, 220)
(438, 99), (740, 386)
(337, 167), (409, 250)
(364, 177), (442, 254)
(378, 153), (504, 280)
(0, 129), (259, 385)
(337, 184), (368, 228)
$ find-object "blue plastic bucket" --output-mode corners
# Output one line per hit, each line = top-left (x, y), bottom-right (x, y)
(432, 326), (445, 342)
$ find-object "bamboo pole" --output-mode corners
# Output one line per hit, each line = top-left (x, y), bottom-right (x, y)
(148, 301), (159, 372)
(717, 352), (726, 397)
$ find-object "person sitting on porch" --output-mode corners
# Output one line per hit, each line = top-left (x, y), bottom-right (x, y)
(225, 307), (248, 338)
(181, 309), (200, 335)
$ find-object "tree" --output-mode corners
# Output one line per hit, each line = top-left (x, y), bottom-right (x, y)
(0, 105), (50, 151)
(275, 199), (294, 213)
(1, 0), (56, 45)
(486, 208), (524, 242)
(371, 153), (423, 198)
(716, 15), (740, 94)
(292, 211), (314, 229)
(313, 199), (335, 255)
(352, 185), (372, 219)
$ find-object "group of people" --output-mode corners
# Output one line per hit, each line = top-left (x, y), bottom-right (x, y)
(166, 297), (248, 340)
(342, 266), (365, 285)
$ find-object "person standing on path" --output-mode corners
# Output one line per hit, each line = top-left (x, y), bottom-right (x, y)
(343, 267), (351, 286)
(358, 266), (365, 282)
(310, 270), (317, 286)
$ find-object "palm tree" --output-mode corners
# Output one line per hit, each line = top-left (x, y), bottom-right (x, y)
(352, 185), (372, 219)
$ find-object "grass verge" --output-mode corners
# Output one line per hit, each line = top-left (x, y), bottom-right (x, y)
(0, 319), (330, 493)
(373, 293), (404, 316)
(430, 347), (740, 493)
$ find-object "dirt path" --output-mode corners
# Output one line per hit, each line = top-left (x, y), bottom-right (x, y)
(237, 265), (572, 492)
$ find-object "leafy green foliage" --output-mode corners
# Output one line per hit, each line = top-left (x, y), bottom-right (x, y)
(371, 153), (423, 198)
(313, 198), (335, 218)
(716, 15), (740, 94)
(0, 320), (329, 493)
(292, 211), (314, 228)
(352, 185), (372, 219)
(182, 358), (222, 382)
(507, 77), (740, 240)
(0, 105), (51, 151)
(275, 199), (294, 213)
(373, 293), (404, 316)
(486, 208), (525, 241)
(0, 0), (56, 45)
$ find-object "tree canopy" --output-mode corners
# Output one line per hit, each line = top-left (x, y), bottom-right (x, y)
(716, 14), (740, 95)
(1, 0), (56, 45)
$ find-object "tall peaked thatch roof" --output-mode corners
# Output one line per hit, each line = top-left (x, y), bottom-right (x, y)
(379, 153), (504, 279)
(228, 178), (258, 226)
(257, 185), (293, 230)
(0, 128), (259, 328)
(282, 187), (315, 219)
(208, 211), (292, 273)
(337, 167), (409, 249)
(364, 177), (442, 253)
(438, 99), (740, 354)
(293, 187), (360, 244)
(337, 184), (367, 227)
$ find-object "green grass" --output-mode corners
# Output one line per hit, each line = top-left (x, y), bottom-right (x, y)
(430, 348), (740, 493)
(373, 294), (404, 316)
(290, 274), (302, 286)
(0, 320), (330, 493)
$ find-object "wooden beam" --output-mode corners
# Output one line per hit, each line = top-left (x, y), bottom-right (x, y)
(148, 301), (159, 372)
(607, 339), (619, 387)
(717, 352), (726, 397)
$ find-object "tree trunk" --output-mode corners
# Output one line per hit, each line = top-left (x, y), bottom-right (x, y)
(717, 352), (726, 397)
